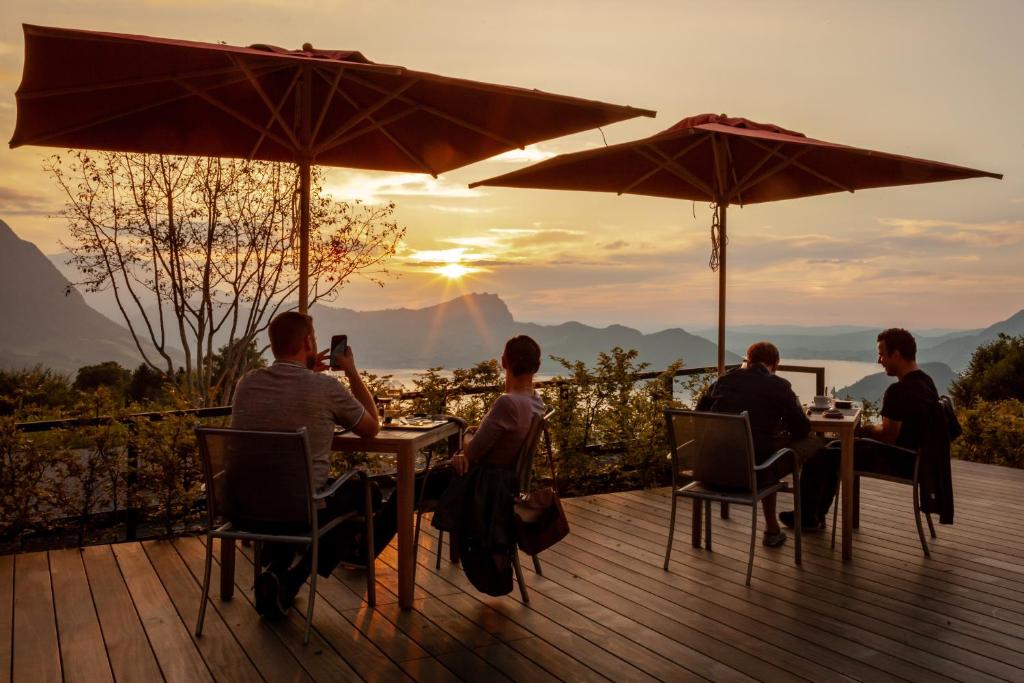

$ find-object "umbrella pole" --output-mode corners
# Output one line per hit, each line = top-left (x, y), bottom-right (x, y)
(716, 203), (727, 375)
(298, 159), (311, 314)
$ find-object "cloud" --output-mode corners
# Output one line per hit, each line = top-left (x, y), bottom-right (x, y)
(426, 205), (496, 214)
(0, 187), (53, 216)
(603, 240), (629, 250)
(323, 172), (477, 203)
(876, 217), (1024, 248)
(489, 145), (558, 164)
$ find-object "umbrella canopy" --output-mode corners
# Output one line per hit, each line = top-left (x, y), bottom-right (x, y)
(471, 113), (1003, 372)
(10, 24), (655, 311)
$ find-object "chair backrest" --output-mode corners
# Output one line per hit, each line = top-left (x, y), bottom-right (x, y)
(513, 411), (551, 494)
(195, 426), (315, 529)
(664, 408), (757, 491)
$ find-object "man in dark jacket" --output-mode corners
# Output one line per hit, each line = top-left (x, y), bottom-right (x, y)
(697, 341), (821, 547)
(783, 328), (949, 528)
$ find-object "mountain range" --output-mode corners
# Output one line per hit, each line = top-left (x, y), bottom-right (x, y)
(2, 218), (1021, 383)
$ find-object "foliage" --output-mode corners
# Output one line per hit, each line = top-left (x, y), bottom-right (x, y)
(47, 151), (405, 405)
(127, 363), (168, 406)
(0, 366), (78, 418)
(0, 418), (63, 538)
(952, 399), (1024, 469)
(950, 334), (1024, 407)
(131, 409), (203, 537)
(74, 361), (132, 396)
(209, 339), (267, 403)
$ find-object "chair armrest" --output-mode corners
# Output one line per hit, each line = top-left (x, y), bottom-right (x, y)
(852, 437), (917, 457)
(314, 468), (366, 501)
(754, 447), (796, 471)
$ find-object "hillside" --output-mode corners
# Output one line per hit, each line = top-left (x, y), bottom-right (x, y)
(836, 362), (956, 404)
(0, 220), (149, 373)
(312, 293), (735, 372)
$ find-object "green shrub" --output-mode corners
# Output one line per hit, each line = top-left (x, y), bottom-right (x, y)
(950, 333), (1024, 407)
(952, 399), (1024, 469)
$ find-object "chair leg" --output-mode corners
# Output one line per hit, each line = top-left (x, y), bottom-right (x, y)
(512, 550), (529, 604)
(365, 479), (377, 607)
(830, 483), (839, 550)
(720, 502), (730, 519)
(926, 512), (936, 539)
(413, 509), (423, 566)
(435, 529), (444, 570)
(913, 483), (930, 558)
(746, 504), (757, 586)
(663, 494), (678, 570)
(853, 475), (860, 530)
(532, 554), (543, 576)
(704, 499), (712, 550)
(304, 541), (318, 645)
(252, 540), (262, 590)
(793, 468), (802, 566)
(195, 533), (213, 637)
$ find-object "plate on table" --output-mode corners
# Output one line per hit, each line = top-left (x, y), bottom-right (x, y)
(387, 416), (449, 430)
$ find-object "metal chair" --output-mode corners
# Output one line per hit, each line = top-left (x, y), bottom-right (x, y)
(418, 409), (552, 603)
(828, 396), (954, 557)
(663, 408), (802, 586)
(194, 426), (375, 645)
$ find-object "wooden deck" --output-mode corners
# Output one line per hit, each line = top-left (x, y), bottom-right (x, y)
(4, 458), (1024, 682)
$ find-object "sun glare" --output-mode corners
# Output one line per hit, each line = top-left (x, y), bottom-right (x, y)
(435, 263), (476, 280)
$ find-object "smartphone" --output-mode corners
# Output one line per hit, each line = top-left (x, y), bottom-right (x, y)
(329, 334), (348, 370)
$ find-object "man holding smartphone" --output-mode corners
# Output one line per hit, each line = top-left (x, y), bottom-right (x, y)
(231, 311), (379, 618)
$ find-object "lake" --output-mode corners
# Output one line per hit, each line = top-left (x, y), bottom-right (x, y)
(364, 358), (882, 406)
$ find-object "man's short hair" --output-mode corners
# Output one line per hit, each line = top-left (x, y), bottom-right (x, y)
(877, 328), (916, 361)
(268, 311), (313, 358)
(746, 341), (780, 368)
(504, 335), (541, 376)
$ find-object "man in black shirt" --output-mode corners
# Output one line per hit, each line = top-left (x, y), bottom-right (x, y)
(782, 328), (939, 528)
(697, 341), (822, 547)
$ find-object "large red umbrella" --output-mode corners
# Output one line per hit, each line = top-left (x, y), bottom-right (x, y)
(471, 113), (1002, 372)
(10, 24), (655, 312)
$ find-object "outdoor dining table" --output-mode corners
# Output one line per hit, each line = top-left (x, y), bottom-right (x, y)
(218, 420), (461, 610)
(806, 407), (862, 560)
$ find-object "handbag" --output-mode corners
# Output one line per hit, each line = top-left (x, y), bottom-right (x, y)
(513, 425), (570, 555)
(514, 487), (570, 555)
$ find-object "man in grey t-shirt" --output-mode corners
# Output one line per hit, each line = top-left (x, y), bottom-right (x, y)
(231, 311), (379, 618)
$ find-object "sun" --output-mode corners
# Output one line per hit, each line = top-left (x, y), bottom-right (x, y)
(434, 263), (476, 280)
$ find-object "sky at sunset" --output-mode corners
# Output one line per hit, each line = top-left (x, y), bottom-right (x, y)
(2, 1), (1021, 332)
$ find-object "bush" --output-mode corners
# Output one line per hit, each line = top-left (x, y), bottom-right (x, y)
(950, 333), (1024, 407)
(952, 399), (1024, 469)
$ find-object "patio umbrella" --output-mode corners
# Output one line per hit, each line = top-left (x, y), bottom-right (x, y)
(470, 113), (1003, 372)
(9, 24), (655, 312)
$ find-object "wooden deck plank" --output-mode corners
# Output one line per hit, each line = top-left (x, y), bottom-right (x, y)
(229, 538), (413, 683)
(49, 549), (114, 683)
(111, 542), (214, 683)
(613, 488), (1024, 662)
(11, 552), (60, 683)
(143, 541), (263, 683)
(179, 536), (363, 683)
(6, 458), (1024, 683)
(575, 490), (1021, 682)
(169, 538), (313, 683)
(0, 555), (13, 683)
(80, 545), (164, 683)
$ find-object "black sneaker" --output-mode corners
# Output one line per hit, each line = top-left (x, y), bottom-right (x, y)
(762, 530), (787, 547)
(779, 510), (821, 530)
(254, 571), (288, 621)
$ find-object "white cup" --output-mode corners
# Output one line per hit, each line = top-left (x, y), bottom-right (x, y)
(812, 395), (831, 409)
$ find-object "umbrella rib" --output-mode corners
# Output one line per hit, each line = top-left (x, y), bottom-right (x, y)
(634, 143), (715, 197)
(174, 79), (296, 152)
(730, 147), (813, 199)
(248, 72), (301, 160)
(312, 78), (420, 156)
(723, 137), (743, 206)
(15, 62), (287, 99)
(341, 72), (522, 149)
(310, 67), (345, 145)
(316, 78), (436, 175)
(230, 55), (302, 151)
(621, 137), (709, 195)
(729, 142), (784, 199)
(746, 139), (853, 193)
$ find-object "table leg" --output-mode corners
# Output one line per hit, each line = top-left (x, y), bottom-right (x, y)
(220, 538), (235, 599)
(396, 445), (415, 609)
(841, 429), (854, 561)
(691, 500), (703, 547)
